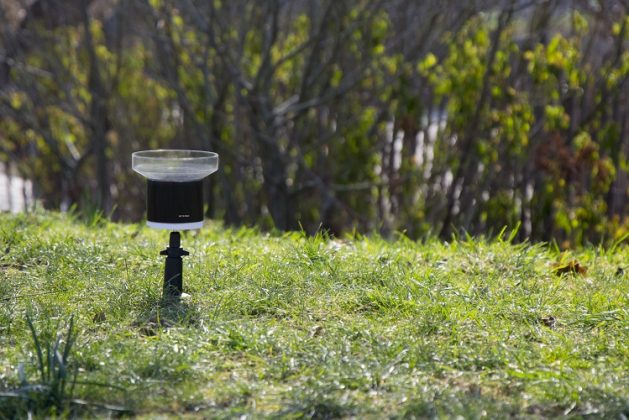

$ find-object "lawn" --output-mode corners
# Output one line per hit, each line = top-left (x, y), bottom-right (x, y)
(0, 212), (627, 418)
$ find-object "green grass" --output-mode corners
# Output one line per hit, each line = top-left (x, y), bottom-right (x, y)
(0, 211), (627, 418)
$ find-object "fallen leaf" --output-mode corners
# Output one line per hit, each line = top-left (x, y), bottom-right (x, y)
(309, 325), (323, 337)
(552, 260), (587, 276)
(540, 316), (557, 329)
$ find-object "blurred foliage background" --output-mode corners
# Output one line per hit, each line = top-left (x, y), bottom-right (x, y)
(0, 0), (627, 245)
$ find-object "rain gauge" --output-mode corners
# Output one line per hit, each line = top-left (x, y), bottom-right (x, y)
(132, 150), (219, 300)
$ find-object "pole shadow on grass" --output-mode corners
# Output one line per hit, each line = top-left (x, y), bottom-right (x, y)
(132, 294), (202, 336)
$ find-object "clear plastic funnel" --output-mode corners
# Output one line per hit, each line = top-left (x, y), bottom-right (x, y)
(132, 150), (219, 182)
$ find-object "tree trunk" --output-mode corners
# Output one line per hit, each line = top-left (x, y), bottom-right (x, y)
(82, 5), (110, 213)
(259, 133), (294, 231)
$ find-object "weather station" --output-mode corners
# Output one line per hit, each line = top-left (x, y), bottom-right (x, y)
(132, 149), (219, 301)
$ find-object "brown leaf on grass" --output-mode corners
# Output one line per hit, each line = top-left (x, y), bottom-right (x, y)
(309, 325), (324, 337)
(540, 316), (557, 329)
(552, 260), (587, 276)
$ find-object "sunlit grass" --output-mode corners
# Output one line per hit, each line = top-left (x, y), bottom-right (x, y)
(0, 211), (627, 417)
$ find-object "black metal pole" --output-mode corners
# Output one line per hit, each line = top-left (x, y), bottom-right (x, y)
(160, 231), (189, 300)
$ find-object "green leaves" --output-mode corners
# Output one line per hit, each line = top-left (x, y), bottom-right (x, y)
(0, 314), (80, 416)
(417, 53), (437, 73)
(1, 2), (627, 243)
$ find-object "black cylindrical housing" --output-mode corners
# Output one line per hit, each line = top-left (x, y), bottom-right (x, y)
(147, 180), (203, 224)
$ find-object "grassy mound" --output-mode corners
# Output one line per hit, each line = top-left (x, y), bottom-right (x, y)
(0, 212), (627, 417)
